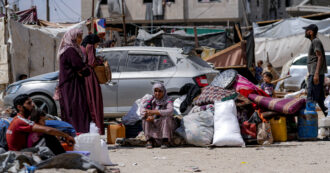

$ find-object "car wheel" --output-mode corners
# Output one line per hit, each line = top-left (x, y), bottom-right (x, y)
(30, 95), (57, 116)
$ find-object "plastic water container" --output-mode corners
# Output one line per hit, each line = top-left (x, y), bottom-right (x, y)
(270, 116), (287, 142)
(298, 102), (318, 140)
(74, 133), (101, 162)
(107, 123), (126, 144)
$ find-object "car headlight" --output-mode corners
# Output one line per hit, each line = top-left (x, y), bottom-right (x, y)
(6, 85), (21, 94)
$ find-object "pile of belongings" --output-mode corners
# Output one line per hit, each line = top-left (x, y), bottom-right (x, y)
(174, 69), (306, 147)
(120, 69), (306, 147)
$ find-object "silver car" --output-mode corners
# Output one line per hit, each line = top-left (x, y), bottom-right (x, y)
(4, 47), (217, 118)
(283, 52), (330, 91)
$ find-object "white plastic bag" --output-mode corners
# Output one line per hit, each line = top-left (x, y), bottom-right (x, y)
(89, 122), (99, 134)
(173, 95), (187, 115)
(99, 139), (113, 165)
(136, 94), (153, 116)
(74, 133), (113, 165)
(325, 95), (330, 109)
(212, 100), (245, 147)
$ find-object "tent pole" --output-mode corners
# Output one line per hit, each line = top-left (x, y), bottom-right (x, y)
(46, 0), (50, 21)
(194, 26), (199, 48)
(122, 0), (127, 46)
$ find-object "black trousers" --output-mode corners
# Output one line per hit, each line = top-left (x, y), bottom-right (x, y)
(307, 75), (327, 115)
(40, 135), (66, 155)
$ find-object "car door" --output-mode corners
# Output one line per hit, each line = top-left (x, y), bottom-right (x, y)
(285, 56), (308, 89)
(117, 51), (175, 112)
(97, 50), (126, 114)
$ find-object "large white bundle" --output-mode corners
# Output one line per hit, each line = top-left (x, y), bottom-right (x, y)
(212, 100), (245, 147)
(176, 110), (214, 147)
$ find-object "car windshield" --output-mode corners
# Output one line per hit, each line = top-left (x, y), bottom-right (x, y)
(187, 55), (211, 68)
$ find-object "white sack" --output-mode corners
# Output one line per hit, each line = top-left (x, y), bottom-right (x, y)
(212, 100), (245, 147)
(74, 133), (113, 165)
(176, 110), (214, 147)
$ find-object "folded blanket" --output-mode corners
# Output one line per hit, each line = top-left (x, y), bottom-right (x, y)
(248, 94), (306, 114)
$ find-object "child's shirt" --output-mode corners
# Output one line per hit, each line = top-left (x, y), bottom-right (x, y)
(261, 82), (274, 97)
(27, 132), (43, 148)
(255, 67), (263, 82)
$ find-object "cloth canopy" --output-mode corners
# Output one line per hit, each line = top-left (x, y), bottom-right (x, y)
(253, 17), (330, 68)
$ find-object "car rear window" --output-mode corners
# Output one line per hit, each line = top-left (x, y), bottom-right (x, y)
(125, 54), (159, 72)
(326, 55), (330, 65)
(187, 55), (211, 68)
(159, 55), (175, 70)
(293, 56), (307, 65)
(99, 51), (125, 72)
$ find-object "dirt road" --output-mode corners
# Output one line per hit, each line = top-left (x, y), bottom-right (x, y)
(109, 141), (330, 173)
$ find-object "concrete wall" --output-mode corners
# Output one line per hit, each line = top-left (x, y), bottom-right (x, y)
(248, 0), (290, 22)
(124, 0), (184, 20)
(81, 0), (98, 20)
(187, 0), (240, 20)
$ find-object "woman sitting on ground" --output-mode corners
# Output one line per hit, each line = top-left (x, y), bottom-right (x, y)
(141, 83), (176, 149)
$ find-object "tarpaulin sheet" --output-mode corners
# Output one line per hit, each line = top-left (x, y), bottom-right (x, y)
(244, 31), (255, 70)
(253, 17), (330, 38)
(8, 19), (88, 81)
(206, 41), (246, 68)
(253, 17), (330, 68)
(162, 32), (227, 50)
(0, 17), (9, 84)
(15, 7), (38, 25)
(135, 29), (227, 50)
(254, 33), (330, 68)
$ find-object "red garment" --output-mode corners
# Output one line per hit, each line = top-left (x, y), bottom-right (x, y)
(6, 114), (34, 151)
(81, 45), (104, 134)
(233, 74), (269, 98)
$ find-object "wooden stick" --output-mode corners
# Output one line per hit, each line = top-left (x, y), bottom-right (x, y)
(271, 75), (291, 84)
(235, 24), (243, 41)
(194, 26), (199, 48)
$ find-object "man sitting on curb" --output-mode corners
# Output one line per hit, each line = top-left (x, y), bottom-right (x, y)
(6, 94), (75, 154)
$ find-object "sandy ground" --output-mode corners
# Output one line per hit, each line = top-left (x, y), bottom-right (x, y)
(108, 141), (330, 173)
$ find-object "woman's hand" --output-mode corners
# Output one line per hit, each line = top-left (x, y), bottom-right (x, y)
(147, 110), (160, 116)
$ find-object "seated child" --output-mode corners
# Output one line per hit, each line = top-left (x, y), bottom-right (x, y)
(27, 109), (66, 155)
(27, 109), (46, 148)
(261, 72), (274, 97)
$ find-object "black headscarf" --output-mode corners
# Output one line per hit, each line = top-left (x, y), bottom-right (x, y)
(81, 34), (101, 47)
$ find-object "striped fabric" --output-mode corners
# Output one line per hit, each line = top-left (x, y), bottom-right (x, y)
(193, 86), (238, 106)
(248, 94), (306, 114)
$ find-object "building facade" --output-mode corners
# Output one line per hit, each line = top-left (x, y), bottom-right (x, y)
(81, 0), (245, 25)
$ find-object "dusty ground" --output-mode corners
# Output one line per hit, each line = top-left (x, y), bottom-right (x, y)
(109, 141), (330, 173)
